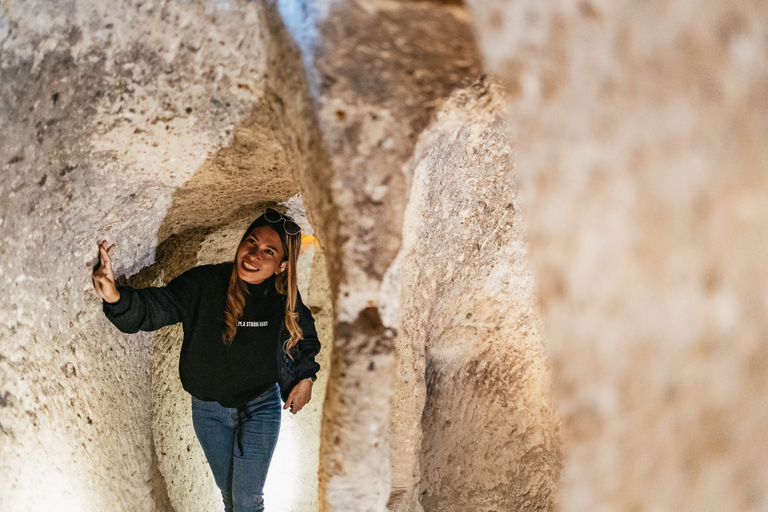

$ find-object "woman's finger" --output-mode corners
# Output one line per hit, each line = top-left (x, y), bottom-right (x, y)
(285, 394), (302, 414)
(93, 240), (120, 303)
(99, 241), (111, 263)
(94, 242), (103, 270)
(96, 242), (107, 270)
(283, 390), (296, 410)
(284, 379), (313, 413)
(98, 241), (117, 274)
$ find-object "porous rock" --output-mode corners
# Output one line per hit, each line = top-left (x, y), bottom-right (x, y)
(390, 79), (561, 512)
(278, 2), (484, 509)
(469, 1), (768, 510)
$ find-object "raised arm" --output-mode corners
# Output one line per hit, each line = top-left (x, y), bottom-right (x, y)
(92, 240), (193, 333)
(92, 240), (120, 303)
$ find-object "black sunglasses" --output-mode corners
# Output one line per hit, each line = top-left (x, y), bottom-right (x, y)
(264, 208), (301, 236)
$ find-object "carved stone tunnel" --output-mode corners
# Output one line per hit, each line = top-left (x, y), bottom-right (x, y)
(2, 1), (768, 512)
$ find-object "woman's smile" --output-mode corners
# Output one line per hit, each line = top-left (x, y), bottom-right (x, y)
(236, 225), (286, 284)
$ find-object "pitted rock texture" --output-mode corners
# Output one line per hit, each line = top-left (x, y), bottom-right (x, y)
(278, 2), (485, 509)
(390, 79), (561, 512)
(468, 0), (768, 510)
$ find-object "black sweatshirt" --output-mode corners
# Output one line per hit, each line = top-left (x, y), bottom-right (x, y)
(102, 262), (320, 407)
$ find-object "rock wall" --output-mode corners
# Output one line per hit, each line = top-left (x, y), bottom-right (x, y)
(276, 2), (486, 509)
(468, 1), (768, 510)
(390, 79), (561, 512)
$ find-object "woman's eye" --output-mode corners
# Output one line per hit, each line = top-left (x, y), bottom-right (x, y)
(265, 250), (274, 255)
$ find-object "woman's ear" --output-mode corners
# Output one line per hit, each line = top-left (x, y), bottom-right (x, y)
(276, 261), (287, 275)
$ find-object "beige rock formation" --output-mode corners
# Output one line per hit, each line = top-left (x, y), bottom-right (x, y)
(390, 79), (561, 512)
(1, 0), (500, 510)
(468, 0), (768, 510)
(280, 2), (485, 509)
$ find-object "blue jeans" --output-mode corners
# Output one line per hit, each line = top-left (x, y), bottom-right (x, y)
(191, 384), (282, 512)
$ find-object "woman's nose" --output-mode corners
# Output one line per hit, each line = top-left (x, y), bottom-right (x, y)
(249, 248), (263, 261)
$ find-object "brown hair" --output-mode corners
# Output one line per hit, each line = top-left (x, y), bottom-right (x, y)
(222, 213), (303, 355)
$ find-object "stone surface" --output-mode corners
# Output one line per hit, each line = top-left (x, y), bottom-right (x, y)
(391, 79), (561, 512)
(277, 2), (485, 509)
(468, 0), (768, 510)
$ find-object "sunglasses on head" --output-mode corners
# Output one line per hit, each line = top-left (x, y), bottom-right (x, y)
(264, 208), (301, 236)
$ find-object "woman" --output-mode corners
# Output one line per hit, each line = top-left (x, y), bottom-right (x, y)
(92, 208), (320, 512)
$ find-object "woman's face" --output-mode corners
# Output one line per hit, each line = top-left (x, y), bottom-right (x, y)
(236, 226), (287, 284)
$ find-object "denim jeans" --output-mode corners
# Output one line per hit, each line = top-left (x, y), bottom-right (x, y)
(191, 384), (282, 512)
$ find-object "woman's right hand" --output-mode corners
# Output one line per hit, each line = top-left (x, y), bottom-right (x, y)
(92, 240), (120, 303)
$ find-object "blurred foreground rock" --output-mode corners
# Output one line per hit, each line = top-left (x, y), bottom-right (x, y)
(469, 1), (768, 510)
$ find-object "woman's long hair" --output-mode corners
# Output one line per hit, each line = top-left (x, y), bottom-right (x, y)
(222, 212), (303, 355)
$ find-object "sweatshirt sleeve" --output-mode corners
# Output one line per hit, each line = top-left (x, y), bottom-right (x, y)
(293, 292), (321, 381)
(102, 268), (201, 333)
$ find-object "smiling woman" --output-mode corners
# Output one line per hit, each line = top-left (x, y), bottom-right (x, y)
(236, 226), (287, 284)
(92, 208), (320, 512)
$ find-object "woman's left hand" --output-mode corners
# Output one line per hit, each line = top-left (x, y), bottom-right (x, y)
(284, 379), (313, 414)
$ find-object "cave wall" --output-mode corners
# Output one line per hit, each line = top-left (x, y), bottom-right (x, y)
(276, 2), (486, 509)
(390, 79), (561, 512)
(468, 1), (768, 510)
